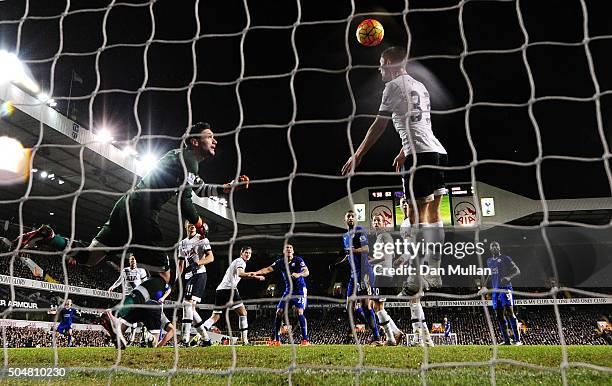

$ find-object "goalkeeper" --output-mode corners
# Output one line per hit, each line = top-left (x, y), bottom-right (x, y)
(10, 122), (249, 337)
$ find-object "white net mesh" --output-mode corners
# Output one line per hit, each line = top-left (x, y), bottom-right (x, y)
(0, 0), (611, 384)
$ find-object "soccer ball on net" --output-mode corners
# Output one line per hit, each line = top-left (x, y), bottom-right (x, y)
(356, 19), (384, 47)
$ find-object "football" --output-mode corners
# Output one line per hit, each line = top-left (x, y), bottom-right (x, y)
(356, 19), (384, 47)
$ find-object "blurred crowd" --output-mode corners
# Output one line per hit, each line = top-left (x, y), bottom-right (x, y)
(0, 253), (119, 290)
(0, 305), (610, 347)
(244, 306), (612, 346)
(1, 326), (111, 348)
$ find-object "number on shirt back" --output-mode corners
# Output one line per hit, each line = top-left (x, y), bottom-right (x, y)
(409, 90), (422, 123)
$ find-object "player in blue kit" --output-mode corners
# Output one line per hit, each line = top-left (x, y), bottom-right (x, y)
(52, 299), (80, 346)
(254, 244), (310, 346)
(481, 241), (522, 345)
(443, 317), (452, 344)
(332, 210), (381, 345)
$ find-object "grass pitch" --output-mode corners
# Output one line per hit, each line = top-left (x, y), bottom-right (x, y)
(1, 345), (611, 385)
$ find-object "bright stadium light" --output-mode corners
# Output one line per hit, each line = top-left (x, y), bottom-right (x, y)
(0, 50), (40, 93)
(137, 153), (158, 173)
(39, 171), (48, 178)
(58, 179), (64, 185)
(94, 128), (113, 144)
(37, 93), (56, 107)
(0, 51), (24, 84)
(0, 136), (30, 185)
(122, 146), (138, 157)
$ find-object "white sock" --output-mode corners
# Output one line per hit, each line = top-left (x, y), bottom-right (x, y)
(417, 223), (428, 266)
(198, 326), (210, 341)
(422, 322), (432, 340)
(376, 310), (395, 344)
(400, 219), (412, 240)
(192, 309), (209, 340)
(410, 303), (423, 320)
(239, 315), (248, 343)
(129, 327), (137, 343)
(421, 222), (435, 266)
(414, 304), (430, 340)
(412, 322), (421, 334)
(389, 318), (400, 334)
(192, 309), (202, 324)
(203, 317), (215, 331)
(416, 303), (425, 321)
(428, 221), (445, 269)
(410, 303), (425, 338)
(182, 303), (193, 343)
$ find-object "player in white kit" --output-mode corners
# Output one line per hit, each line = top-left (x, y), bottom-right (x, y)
(199, 246), (264, 345)
(178, 220), (214, 346)
(370, 213), (405, 346)
(108, 255), (149, 344)
(108, 255), (149, 295)
(341, 46), (447, 345)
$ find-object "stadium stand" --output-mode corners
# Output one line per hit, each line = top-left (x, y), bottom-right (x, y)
(2, 327), (110, 348)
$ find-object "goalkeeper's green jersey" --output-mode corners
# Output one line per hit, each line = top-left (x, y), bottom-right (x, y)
(128, 148), (201, 224)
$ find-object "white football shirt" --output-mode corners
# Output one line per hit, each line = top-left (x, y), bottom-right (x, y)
(178, 235), (212, 279)
(216, 258), (247, 290)
(374, 231), (394, 276)
(379, 74), (446, 155)
(123, 267), (148, 292)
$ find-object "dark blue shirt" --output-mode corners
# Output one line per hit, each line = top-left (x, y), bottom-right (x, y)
(342, 226), (374, 282)
(272, 256), (307, 295)
(60, 307), (77, 325)
(487, 255), (515, 290)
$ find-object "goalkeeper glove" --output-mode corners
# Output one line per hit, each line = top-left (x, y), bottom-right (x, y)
(223, 175), (250, 193)
(194, 217), (208, 238)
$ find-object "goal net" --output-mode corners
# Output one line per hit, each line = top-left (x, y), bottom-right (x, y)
(0, 0), (611, 385)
